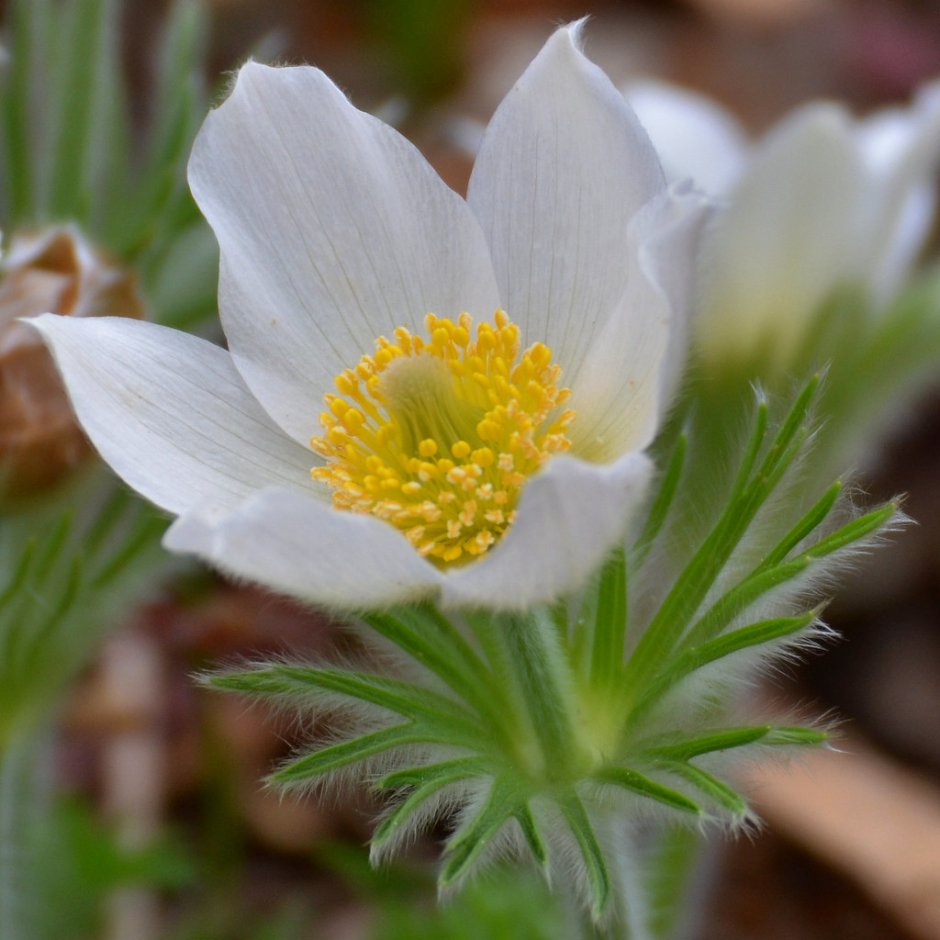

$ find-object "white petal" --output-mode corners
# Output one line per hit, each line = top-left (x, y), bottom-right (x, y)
(467, 22), (665, 375)
(30, 315), (314, 516)
(855, 80), (940, 300)
(188, 61), (500, 445)
(165, 488), (442, 609)
(440, 453), (652, 610)
(697, 103), (865, 370)
(566, 185), (710, 461)
(626, 80), (749, 196)
(865, 183), (936, 302)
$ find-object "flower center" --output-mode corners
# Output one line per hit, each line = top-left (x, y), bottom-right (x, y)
(310, 310), (575, 567)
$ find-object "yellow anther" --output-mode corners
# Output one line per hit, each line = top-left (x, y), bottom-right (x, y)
(342, 408), (365, 430)
(309, 310), (574, 569)
(333, 373), (354, 396)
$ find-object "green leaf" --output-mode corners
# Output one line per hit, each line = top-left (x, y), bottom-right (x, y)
(372, 762), (483, 852)
(490, 610), (580, 779)
(89, 511), (166, 590)
(764, 726), (827, 746)
(378, 757), (488, 791)
(48, 0), (116, 218)
(142, 0), (209, 196)
(28, 557), (84, 655)
(589, 548), (627, 691)
(30, 511), (73, 582)
(594, 767), (700, 815)
(556, 790), (610, 919)
(663, 762), (747, 816)
(633, 612), (818, 721)
(680, 611), (818, 675)
(633, 432), (687, 565)
(648, 726), (773, 761)
(727, 396), (768, 502)
(1, 0), (51, 221)
(213, 664), (482, 738)
(0, 540), (35, 611)
(758, 482), (842, 570)
(648, 725), (824, 762)
(623, 378), (820, 702)
(364, 609), (499, 728)
(804, 503), (896, 559)
(514, 803), (548, 869)
(645, 826), (702, 940)
(271, 724), (425, 785)
(441, 778), (520, 888)
(685, 501), (894, 648)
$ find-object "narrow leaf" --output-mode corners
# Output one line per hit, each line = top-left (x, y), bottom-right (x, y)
(557, 790), (611, 919)
(645, 826), (701, 940)
(594, 767), (700, 815)
(647, 726), (772, 761)
(590, 548), (628, 690)
(805, 504), (895, 559)
(727, 396), (768, 502)
(49, 0), (114, 217)
(758, 482), (842, 570)
(2, 0), (50, 220)
(624, 378), (821, 699)
(664, 762), (747, 816)
(378, 756), (487, 791)
(271, 724), (422, 784)
(441, 778), (520, 888)
(686, 501), (893, 647)
(633, 612), (818, 721)
(364, 610), (497, 724)
(633, 432), (687, 564)
(515, 803), (548, 868)
(373, 763), (481, 851)
(272, 665), (480, 730)
(764, 727), (827, 746)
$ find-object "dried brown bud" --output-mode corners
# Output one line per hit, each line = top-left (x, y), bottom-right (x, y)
(0, 226), (146, 502)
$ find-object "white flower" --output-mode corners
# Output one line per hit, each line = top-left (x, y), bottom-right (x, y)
(628, 79), (940, 372)
(33, 23), (705, 611)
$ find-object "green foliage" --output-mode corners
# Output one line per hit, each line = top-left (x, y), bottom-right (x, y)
(208, 377), (895, 931)
(319, 840), (578, 940)
(0, 477), (168, 748)
(364, 0), (475, 111)
(697, 272), (940, 491)
(0, 0), (217, 328)
(32, 798), (194, 940)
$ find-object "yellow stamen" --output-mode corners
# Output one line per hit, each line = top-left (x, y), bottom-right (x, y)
(310, 310), (575, 567)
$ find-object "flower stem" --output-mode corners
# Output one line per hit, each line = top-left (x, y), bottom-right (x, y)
(498, 608), (581, 782)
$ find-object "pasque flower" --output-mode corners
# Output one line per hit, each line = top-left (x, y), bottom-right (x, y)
(628, 79), (940, 373)
(34, 23), (705, 611)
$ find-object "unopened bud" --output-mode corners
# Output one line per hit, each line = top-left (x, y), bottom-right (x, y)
(0, 226), (145, 502)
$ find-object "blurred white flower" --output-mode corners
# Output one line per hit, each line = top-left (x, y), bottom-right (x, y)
(35, 24), (706, 611)
(628, 79), (940, 373)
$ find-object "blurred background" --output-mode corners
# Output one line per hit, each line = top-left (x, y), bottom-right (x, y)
(7, 0), (940, 937)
